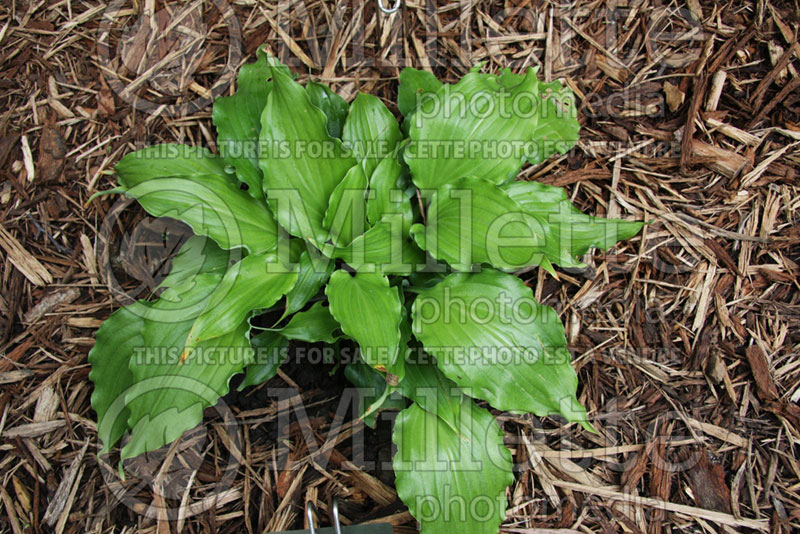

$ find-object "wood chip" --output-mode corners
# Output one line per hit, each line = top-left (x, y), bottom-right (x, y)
(690, 139), (748, 178)
(705, 70), (727, 111)
(745, 345), (778, 401)
(36, 123), (66, 182)
(2, 420), (66, 439)
(43, 440), (88, 526)
(705, 117), (761, 146)
(686, 450), (732, 513)
(19, 135), (34, 182)
(0, 485), (24, 534)
(0, 369), (33, 385)
(740, 141), (799, 188)
(23, 287), (80, 323)
(663, 81), (685, 112)
(551, 481), (768, 531)
(0, 225), (53, 286)
(686, 417), (748, 448)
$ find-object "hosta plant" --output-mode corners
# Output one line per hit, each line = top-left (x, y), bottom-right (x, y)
(89, 49), (642, 533)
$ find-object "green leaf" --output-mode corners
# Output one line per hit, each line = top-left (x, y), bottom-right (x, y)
(327, 219), (424, 275)
(138, 272), (223, 326)
(323, 163), (369, 247)
(89, 306), (140, 453)
(398, 67), (443, 118)
(367, 154), (414, 235)
(326, 270), (404, 380)
(502, 181), (643, 264)
(411, 269), (590, 427)
(259, 68), (356, 244)
(239, 330), (289, 390)
(412, 177), (642, 271)
(281, 250), (334, 319)
(405, 70), (529, 189)
(116, 273), (242, 459)
(159, 235), (233, 290)
(185, 252), (298, 346)
(124, 318), (251, 460)
(343, 93), (403, 177)
(135, 273), (224, 347)
(274, 301), (341, 344)
(306, 81), (349, 139)
(410, 177), (549, 271)
(115, 145), (279, 254)
(398, 355), (460, 433)
(115, 144), (229, 180)
(393, 398), (514, 534)
(523, 78), (580, 165)
(344, 359), (407, 428)
(212, 51), (287, 199)
(93, 239), (236, 460)
(404, 68), (579, 189)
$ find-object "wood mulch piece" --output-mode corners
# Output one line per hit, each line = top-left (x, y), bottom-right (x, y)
(1, 1), (798, 533)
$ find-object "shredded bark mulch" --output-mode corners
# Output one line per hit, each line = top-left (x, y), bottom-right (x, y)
(0, 1), (798, 533)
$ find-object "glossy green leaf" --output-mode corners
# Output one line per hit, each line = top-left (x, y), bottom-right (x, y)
(186, 252), (298, 346)
(85, 238), (235, 457)
(115, 144), (229, 180)
(413, 177), (642, 271)
(410, 177), (549, 271)
(212, 51), (288, 199)
(281, 250), (334, 319)
(133, 273), (224, 348)
(398, 355), (460, 433)
(89, 306), (140, 453)
(502, 181), (643, 265)
(274, 301), (341, 344)
(159, 235), (233, 290)
(259, 68), (356, 244)
(367, 154), (414, 235)
(116, 145), (279, 254)
(306, 81), (349, 139)
(277, 235), (310, 267)
(393, 398), (514, 534)
(398, 67), (443, 118)
(239, 330), (289, 390)
(118, 273), (246, 459)
(343, 93), (403, 177)
(327, 219), (424, 275)
(140, 273), (224, 329)
(124, 317), (251, 460)
(323, 163), (369, 247)
(326, 270), (404, 379)
(411, 269), (590, 427)
(524, 78), (581, 165)
(405, 68), (579, 189)
(487, 67), (580, 166)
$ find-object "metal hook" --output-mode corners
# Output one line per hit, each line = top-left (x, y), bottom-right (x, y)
(306, 501), (317, 534)
(305, 499), (343, 533)
(332, 499), (343, 534)
(377, 0), (401, 14)
(292, 500), (391, 534)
